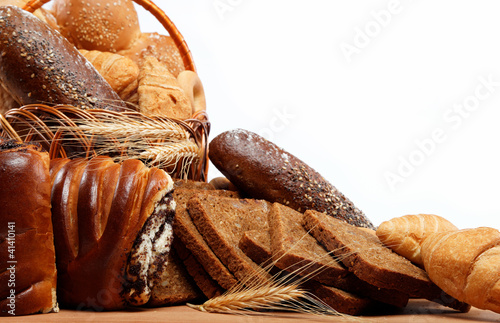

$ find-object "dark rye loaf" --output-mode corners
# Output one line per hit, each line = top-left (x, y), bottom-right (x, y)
(209, 129), (374, 229)
(187, 194), (272, 284)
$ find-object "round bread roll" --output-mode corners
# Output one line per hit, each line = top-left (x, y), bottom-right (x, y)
(52, 0), (141, 52)
(118, 32), (185, 77)
(177, 70), (206, 115)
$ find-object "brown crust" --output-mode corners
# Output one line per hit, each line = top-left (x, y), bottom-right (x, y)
(209, 129), (374, 229)
(173, 189), (238, 290)
(0, 140), (57, 315)
(0, 6), (127, 111)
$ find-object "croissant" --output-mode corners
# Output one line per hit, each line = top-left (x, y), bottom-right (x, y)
(421, 227), (500, 314)
(50, 156), (175, 310)
(79, 50), (139, 103)
(376, 214), (458, 266)
(0, 139), (58, 315)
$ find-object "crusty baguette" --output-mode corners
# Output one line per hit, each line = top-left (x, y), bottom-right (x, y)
(377, 214), (458, 266)
(209, 129), (375, 229)
(421, 227), (500, 313)
(0, 6), (127, 111)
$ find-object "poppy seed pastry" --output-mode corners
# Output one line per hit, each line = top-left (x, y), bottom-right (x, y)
(209, 129), (375, 229)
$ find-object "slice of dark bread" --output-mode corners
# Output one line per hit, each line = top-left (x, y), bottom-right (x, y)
(239, 230), (273, 266)
(174, 179), (216, 190)
(146, 248), (202, 307)
(269, 203), (348, 284)
(173, 189), (239, 290)
(174, 240), (224, 299)
(187, 194), (272, 284)
(302, 210), (441, 298)
(239, 225), (408, 308)
(304, 281), (374, 316)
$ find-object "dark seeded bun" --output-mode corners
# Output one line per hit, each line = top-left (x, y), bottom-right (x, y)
(209, 129), (375, 229)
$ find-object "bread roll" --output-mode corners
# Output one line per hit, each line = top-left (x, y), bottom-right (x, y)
(421, 227), (500, 313)
(118, 33), (185, 77)
(0, 6), (127, 111)
(52, 0), (140, 52)
(79, 50), (139, 103)
(209, 129), (375, 229)
(50, 156), (175, 309)
(376, 214), (458, 266)
(177, 70), (206, 115)
(137, 56), (192, 119)
(0, 139), (58, 315)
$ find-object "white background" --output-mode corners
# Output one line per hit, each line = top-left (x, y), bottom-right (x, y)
(137, 0), (500, 230)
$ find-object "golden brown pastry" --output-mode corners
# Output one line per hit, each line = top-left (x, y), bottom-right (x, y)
(118, 33), (185, 77)
(50, 156), (176, 309)
(0, 139), (58, 315)
(79, 49), (139, 103)
(421, 227), (500, 314)
(52, 0), (141, 52)
(376, 214), (458, 266)
(137, 56), (192, 119)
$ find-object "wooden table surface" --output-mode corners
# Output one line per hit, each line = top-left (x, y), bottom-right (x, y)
(2, 300), (500, 322)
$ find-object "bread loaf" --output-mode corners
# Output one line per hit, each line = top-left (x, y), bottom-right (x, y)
(0, 6), (127, 111)
(421, 227), (500, 314)
(52, 0), (140, 52)
(377, 214), (458, 266)
(50, 156), (175, 309)
(118, 33), (185, 77)
(209, 129), (375, 229)
(0, 139), (58, 315)
(137, 56), (192, 119)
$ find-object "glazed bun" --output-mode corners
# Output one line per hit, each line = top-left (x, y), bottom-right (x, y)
(52, 0), (141, 52)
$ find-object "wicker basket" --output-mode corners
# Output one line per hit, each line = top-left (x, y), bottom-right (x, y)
(0, 0), (210, 181)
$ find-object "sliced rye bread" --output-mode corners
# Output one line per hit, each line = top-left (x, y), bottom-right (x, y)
(269, 203), (348, 284)
(174, 179), (216, 190)
(239, 225), (408, 308)
(302, 210), (441, 299)
(174, 239), (224, 299)
(239, 230), (273, 267)
(238, 229), (376, 315)
(187, 194), (272, 284)
(304, 281), (375, 316)
(146, 248), (202, 307)
(173, 189), (239, 290)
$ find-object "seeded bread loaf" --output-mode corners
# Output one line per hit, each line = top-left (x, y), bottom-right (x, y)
(209, 129), (374, 229)
(173, 189), (239, 290)
(0, 6), (127, 111)
(187, 195), (272, 284)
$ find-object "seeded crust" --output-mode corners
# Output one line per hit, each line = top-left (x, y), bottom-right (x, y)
(240, 225), (408, 308)
(209, 129), (374, 229)
(145, 248), (202, 307)
(174, 240), (224, 299)
(173, 189), (239, 290)
(187, 194), (272, 284)
(0, 6), (126, 111)
(302, 210), (441, 299)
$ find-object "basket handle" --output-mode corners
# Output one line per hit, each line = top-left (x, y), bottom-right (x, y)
(23, 0), (196, 72)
